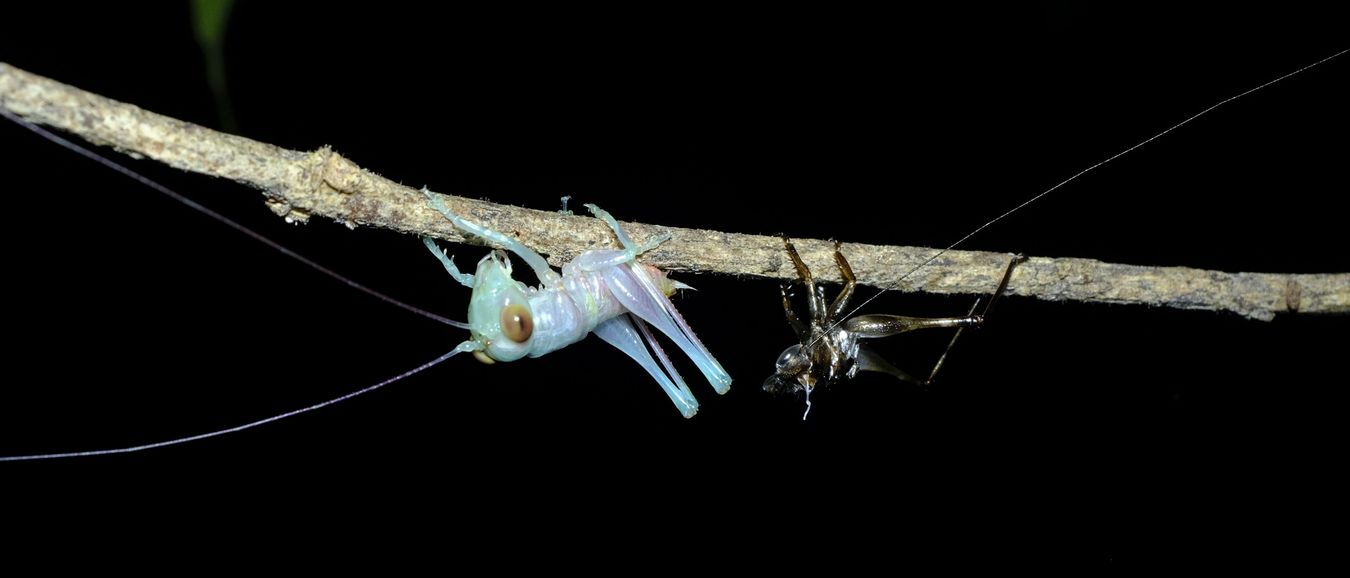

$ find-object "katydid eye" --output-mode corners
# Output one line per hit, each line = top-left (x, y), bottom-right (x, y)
(776, 345), (802, 369)
(501, 303), (533, 343)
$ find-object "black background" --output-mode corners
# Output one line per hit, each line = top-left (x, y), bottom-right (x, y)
(1, 2), (1345, 565)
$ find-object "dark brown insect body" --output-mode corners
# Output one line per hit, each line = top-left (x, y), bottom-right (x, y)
(764, 237), (1021, 398)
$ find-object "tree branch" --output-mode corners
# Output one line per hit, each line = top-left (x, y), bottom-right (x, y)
(2, 62), (1345, 321)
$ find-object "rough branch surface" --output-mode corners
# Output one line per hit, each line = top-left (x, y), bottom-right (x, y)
(2, 62), (1345, 321)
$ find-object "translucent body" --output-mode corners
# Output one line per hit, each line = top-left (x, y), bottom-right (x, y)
(424, 194), (732, 417)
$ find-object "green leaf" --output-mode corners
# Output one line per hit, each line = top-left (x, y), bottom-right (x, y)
(191, 0), (235, 47)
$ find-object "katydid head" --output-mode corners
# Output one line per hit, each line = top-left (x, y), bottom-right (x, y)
(764, 332), (860, 397)
(763, 344), (814, 395)
(466, 250), (536, 363)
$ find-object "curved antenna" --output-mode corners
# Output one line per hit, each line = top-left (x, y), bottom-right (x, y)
(0, 342), (478, 461)
(816, 48), (1348, 342)
(0, 108), (470, 330)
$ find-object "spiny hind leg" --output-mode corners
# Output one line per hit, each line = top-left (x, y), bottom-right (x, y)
(924, 253), (1025, 384)
(850, 312), (976, 388)
(585, 203), (669, 259)
(976, 253), (1026, 318)
(845, 313), (983, 338)
(843, 253), (1025, 339)
(843, 307), (988, 387)
(593, 315), (699, 418)
(856, 253), (1026, 386)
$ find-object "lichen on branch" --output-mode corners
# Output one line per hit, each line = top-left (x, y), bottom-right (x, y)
(2, 62), (1345, 321)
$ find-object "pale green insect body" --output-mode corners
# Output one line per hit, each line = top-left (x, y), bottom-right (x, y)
(461, 250), (667, 363)
(423, 196), (731, 418)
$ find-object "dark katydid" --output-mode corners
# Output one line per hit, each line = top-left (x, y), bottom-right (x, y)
(764, 237), (1021, 414)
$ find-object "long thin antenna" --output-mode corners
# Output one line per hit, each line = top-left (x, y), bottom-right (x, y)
(819, 48), (1348, 338)
(0, 108), (470, 330)
(0, 345), (471, 461)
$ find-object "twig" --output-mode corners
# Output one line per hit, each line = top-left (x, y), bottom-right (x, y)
(2, 62), (1345, 321)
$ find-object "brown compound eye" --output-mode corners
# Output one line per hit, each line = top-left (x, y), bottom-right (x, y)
(500, 303), (533, 343)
